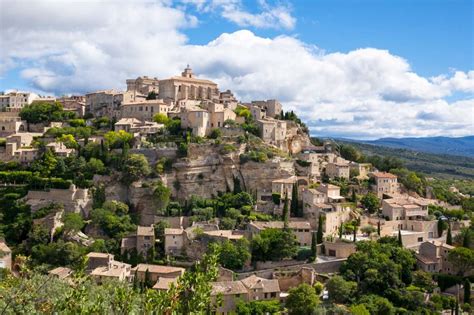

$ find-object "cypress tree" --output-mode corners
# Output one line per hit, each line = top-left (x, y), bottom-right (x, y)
(233, 176), (242, 194)
(291, 183), (299, 217)
(351, 189), (357, 203)
(437, 218), (444, 237)
(462, 230), (470, 248)
(353, 226), (357, 242)
(311, 231), (317, 261)
(283, 194), (289, 229)
(316, 215), (324, 244)
(464, 278), (471, 304)
(447, 224), (453, 245)
(339, 223), (343, 239)
(398, 229), (403, 247)
(377, 220), (381, 236)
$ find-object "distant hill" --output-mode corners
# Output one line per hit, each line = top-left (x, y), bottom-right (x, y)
(361, 136), (474, 158)
(335, 140), (474, 180)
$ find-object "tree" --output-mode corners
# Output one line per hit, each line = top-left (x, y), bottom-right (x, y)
(153, 113), (169, 124)
(447, 224), (453, 245)
(62, 213), (85, 234)
(153, 181), (171, 214)
(316, 215), (324, 244)
(361, 192), (379, 214)
(251, 229), (298, 262)
(20, 101), (75, 124)
(217, 239), (251, 270)
(310, 231), (317, 261)
(350, 304), (370, 315)
(412, 270), (436, 293)
(285, 283), (319, 315)
(57, 134), (78, 149)
(236, 300), (280, 315)
(351, 189), (357, 203)
(447, 247), (474, 276)
(290, 183), (300, 217)
(464, 278), (471, 304)
(398, 229), (403, 247)
(146, 91), (157, 100)
(361, 225), (376, 236)
(377, 220), (381, 236)
(209, 128), (222, 139)
(326, 275), (357, 304)
(357, 294), (394, 315)
(104, 130), (133, 149)
(122, 154), (151, 184)
(282, 194), (289, 228)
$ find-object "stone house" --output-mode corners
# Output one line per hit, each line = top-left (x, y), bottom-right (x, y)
(0, 240), (12, 271)
(241, 275), (280, 301)
(247, 220), (312, 246)
(119, 99), (171, 121)
(48, 267), (73, 280)
(86, 252), (131, 283)
(382, 197), (430, 221)
(126, 76), (160, 96)
(256, 118), (287, 146)
(121, 225), (155, 257)
(271, 176), (297, 200)
(164, 228), (186, 255)
(349, 162), (372, 179)
(158, 66), (219, 102)
(370, 172), (399, 198)
(86, 90), (136, 118)
(57, 96), (86, 117)
(211, 280), (249, 314)
(153, 277), (179, 291)
(416, 241), (455, 274)
(132, 263), (184, 283)
(0, 91), (40, 111)
(114, 118), (163, 134)
(180, 102), (236, 137)
(0, 132), (42, 162)
(0, 112), (26, 136)
(323, 240), (357, 258)
(46, 141), (75, 157)
(86, 252), (115, 271)
(250, 100), (282, 118)
(325, 161), (350, 180)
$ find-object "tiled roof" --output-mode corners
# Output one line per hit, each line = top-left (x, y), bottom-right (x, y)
(153, 277), (178, 290)
(372, 172), (397, 179)
(211, 281), (248, 295)
(137, 226), (154, 236)
(241, 275), (280, 293)
(133, 264), (185, 275)
(250, 221), (311, 230)
(165, 228), (184, 235)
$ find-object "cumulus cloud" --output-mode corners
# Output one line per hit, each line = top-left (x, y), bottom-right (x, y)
(0, 0), (472, 139)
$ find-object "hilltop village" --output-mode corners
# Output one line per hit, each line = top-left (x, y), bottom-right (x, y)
(0, 67), (473, 314)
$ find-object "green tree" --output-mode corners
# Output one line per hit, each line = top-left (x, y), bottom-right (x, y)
(350, 304), (370, 315)
(62, 213), (85, 234)
(216, 239), (251, 270)
(398, 229), (403, 247)
(447, 224), (453, 245)
(290, 183), (300, 217)
(447, 247), (474, 276)
(236, 300), (280, 315)
(361, 192), (379, 214)
(251, 228), (298, 262)
(209, 128), (222, 139)
(282, 194), (289, 228)
(31, 148), (58, 177)
(310, 231), (317, 261)
(437, 217), (446, 237)
(153, 181), (171, 214)
(122, 154), (151, 184)
(20, 101), (75, 124)
(316, 215), (324, 244)
(357, 294), (394, 315)
(104, 130), (133, 149)
(326, 275), (357, 304)
(412, 270), (436, 293)
(464, 278), (471, 304)
(285, 283), (319, 315)
(153, 113), (169, 124)
(57, 134), (78, 149)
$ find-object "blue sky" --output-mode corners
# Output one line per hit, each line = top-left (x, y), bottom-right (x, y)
(0, 0), (472, 139)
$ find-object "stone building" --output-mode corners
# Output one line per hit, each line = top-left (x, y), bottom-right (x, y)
(0, 112), (26, 136)
(0, 91), (40, 111)
(121, 225), (155, 257)
(0, 132), (43, 162)
(271, 176), (297, 200)
(250, 100), (282, 118)
(180, 102), (236, 137)
(416, 240), (455, 274)
(86, 252), (131, 283)
(86, 90), (136, 117)
(158, 66), (219, 102)
(256, 118), (287, 146)
(119, 99), (171, 121)
(57, 95), (86, 117)
(0, 240), (12, 271)
(370, 172), (399, 198)
(132, 263), (184, 283)
(322, 240), (357, 258)
(349, 162), (372, 179)
(164, 228), (186, 255)
(114, 118), (163, 134)
(247, 220), (312, 246)
(382, 196), (430, 221)
(46, 141), (75, 157)
(325, 161), (350, 180)
(126, 76), (160, 96)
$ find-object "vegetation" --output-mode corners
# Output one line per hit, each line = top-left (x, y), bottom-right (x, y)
(20, 101), (76, 124)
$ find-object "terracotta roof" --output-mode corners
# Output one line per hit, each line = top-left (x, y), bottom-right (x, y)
(165, 228), (184, 235)
(250, 221), (311, 230)
(241, 275), (280, 293)
(371, 172), (397, 179)
(137, 226), (154, 236)
(49, 267), (73, 279)
(165, 76), (217, 85)
(133, 264), (184, 275)
(153, 277), (178, 290)
(211, 281), (248, 295)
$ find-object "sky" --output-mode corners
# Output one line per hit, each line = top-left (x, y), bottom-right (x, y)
(0, 0), (473, 139)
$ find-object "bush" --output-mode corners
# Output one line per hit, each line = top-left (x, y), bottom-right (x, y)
(209, 128), (222, 139)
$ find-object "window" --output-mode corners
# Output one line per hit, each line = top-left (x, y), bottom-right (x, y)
(417, 237), (423, 242)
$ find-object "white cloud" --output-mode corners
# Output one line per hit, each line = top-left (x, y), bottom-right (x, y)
(0, 0), (472, 139)
(182, 0), (296, 30)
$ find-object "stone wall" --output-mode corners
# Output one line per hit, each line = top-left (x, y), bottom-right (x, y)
(26, 185), (92, 216)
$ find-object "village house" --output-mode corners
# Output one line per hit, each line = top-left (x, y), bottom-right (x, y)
(86, 252), (131, 283)
(158, 66), (219, 102)
(218, 90), (238, 108)
(0, 132), (42, 162)
(86, 90), (136, 118)
(249, 100), (283, 118)
(211, 274), (281, 314)
(119, 99), (171, 121)
(0, 112), (26, 136)
(57, 95), (86, 117)
(0, 240), (12, 271)
(180, 102), (237, 137)
(121, 225), (155, 257)
(271, 176), (297, 200)
(416, 240), (455, 274)
(48, 267), (73, 280)
(382, 196), (430, 221)
(370, 172), (399, 198)
(256, 118), (287, 147)
(322, 239), (357, 258)
(164, 228), (186, 255)
(114, 118), (163, 134)
(46, 141), (75, 157)
(132, 263), (184, 284)
(325, 161), (350, 180)
(247, 221), (312, 246)
(0, 91), (40, 111)
(126, 76), (160, 96)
